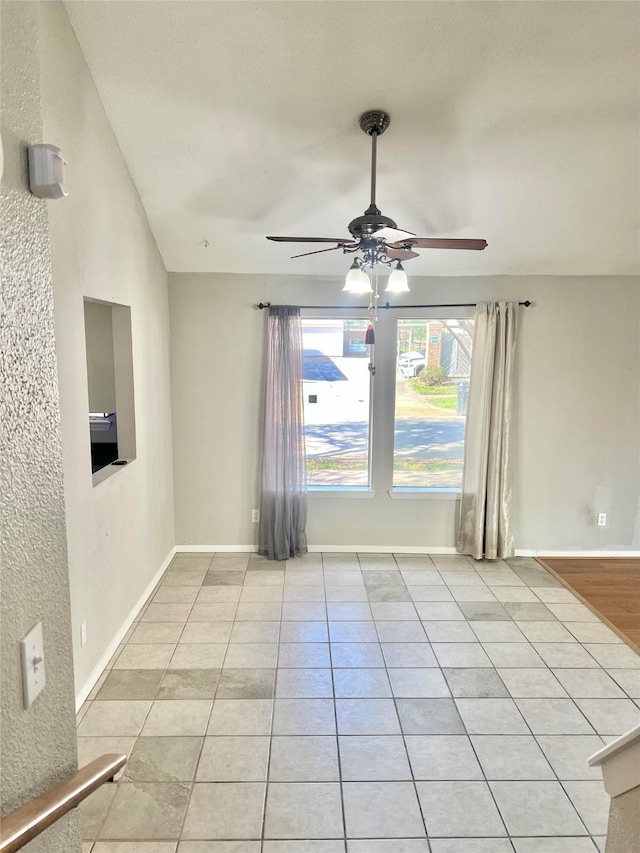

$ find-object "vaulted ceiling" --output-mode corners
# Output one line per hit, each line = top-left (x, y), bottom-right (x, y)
(65, 1), (639, 276)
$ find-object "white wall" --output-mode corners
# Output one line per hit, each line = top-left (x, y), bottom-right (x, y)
(169, 272), (639, 553)
(40, 2), (175, 695)
(0, 2), (81, 849)
(84, 300), (116, 413)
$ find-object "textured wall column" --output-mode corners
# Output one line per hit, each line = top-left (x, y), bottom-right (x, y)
(0, 2), (82, 851)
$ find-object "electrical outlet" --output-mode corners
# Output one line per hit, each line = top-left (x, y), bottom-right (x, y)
(252, 509), (260, 523)
(80, 621), (87, 647)
(597, 512), (607, 527)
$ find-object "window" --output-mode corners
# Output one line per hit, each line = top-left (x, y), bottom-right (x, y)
(300, 313), (473, 494)
(394, 318), (474, 490)
(301, 318), (371, 487)
(84, 299), (136, 483)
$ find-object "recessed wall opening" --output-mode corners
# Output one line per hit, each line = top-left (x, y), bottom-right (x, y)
(83, 298), (136, 483)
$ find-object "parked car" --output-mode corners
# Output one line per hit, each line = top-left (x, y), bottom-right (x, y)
(398, 350), (424, 367)
(346, 338), (368, 355)
(398, 353), (425, 377)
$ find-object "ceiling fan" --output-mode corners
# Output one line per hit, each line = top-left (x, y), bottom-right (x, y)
(266, 110), (487, 293)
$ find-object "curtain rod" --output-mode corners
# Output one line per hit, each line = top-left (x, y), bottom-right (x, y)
(256, 301), (532, 310)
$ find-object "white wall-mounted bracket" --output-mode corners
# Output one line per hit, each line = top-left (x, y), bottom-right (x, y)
(28, 144), (68, 199)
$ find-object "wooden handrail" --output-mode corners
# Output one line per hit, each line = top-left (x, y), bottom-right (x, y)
(0, 753), (126, 853)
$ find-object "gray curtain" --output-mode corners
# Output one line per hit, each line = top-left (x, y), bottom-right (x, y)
(258, 305), (308, 560)
(457, 302), (518, 560)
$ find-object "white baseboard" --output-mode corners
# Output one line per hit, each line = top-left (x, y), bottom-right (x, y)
(535, 550), (640, 558)
(176, 545), (255, 552)
(174, 545), (639, 557)
(75, 546), (177, 711)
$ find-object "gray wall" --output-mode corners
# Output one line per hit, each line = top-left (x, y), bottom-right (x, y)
(84, 300), (116, 413)
(40, 0), (175, 697)
(169, 272), (640, 553)
(0, 2), (81, 850)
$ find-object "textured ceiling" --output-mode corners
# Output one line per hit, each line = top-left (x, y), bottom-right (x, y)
(65, 1), (639, 276)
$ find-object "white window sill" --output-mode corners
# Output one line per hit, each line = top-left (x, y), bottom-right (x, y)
(388, 489), (461, 501)
(92, 458), (135, 487)
(308, 488), (376, 500)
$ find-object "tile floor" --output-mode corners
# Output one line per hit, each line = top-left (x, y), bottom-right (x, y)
(77, 552), (640, 853)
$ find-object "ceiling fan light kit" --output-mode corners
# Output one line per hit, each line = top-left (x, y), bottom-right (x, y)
(266, 110), (488, 296)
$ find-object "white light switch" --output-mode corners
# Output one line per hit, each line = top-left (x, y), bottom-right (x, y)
(21, 622), (46, 709)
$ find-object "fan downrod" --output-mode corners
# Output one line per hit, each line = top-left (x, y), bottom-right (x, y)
(359, 110), (390, 136)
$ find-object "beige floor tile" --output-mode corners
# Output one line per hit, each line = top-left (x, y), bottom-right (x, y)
(100, 782), (190, 839)
(336, 698), (400, 735)
(269, 735), (339, 781)
(158, 669), (220, 700)
(153, 586), (199, 604)
(162, 571), (207, 587)
(405, 734), (483, 781)
(123, 736), (202, 782)
(536, 735), (605, 780)
(196, 736), (270, 781)
(235, 603), (282, 621)
(96, 669), (163, 701)
(408, 586), (454, 602)
(512, 839), (597, 853)
(182, 783), (266, 840)
(264, 782), (343, 839)
(282, 585), (325, 602)
(471, 735), (555, 780)
(78, 701), (152, 737)
(343, 781), (426, 838)
(240, 587), (284, 603)
(374, 621), (427, 642)
(387, 668), (450, 698)
(339, 735), (412, 781)
(217, 668), (276, 699)
(79, 785), (117, 839)
(130, 623), (186, 643)
(179, 843), (260, 852)
(276, 668), (334, 698)
(93, 844), (177, 852)
(114, 644), (175, 669)
(496, 668), (567, 698)
(263, 842), (344, 852)
(281, 602), (327, 621)
(142, 700), (212, 736)
(277, 641), (330, 667)
(416, 781), (506, 837)
(230, 621), (281, 643)
(551, 668), (626, 698)
(169, 644), (227, 669)
(208, 699), (273, 735)
(142, 603), (193, 622)
(333, 668), (391, 698)
(272, 698), (336, 735)
(180, 622), (233, 643)
(77, 737), (136, 780)
(223, 642), (278, 669)
(328, 621), (377, 642)
(489, 781), (586, 836)
(197, 586), (243, 603)
(330, 642), (384, 668)
(189, 603), (238, 622)
(455, 698), (528, 734)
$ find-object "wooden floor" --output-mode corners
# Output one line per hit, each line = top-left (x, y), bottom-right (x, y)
(539, 557), (640, 650)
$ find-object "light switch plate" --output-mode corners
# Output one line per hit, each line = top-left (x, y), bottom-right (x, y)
(21, 622), (46, 709)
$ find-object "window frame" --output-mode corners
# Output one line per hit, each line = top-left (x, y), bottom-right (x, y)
(300, 306), (474, 499)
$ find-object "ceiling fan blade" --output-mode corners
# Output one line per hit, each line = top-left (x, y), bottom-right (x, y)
(391, 238), (488, 251)
(290, 246), (343, 259)
(386, 248), (420, 261)
(373, 226), (416, 244)
(267, 236), (354, 243)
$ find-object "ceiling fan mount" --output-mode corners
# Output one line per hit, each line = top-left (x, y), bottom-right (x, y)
(266, 110), (487, 290)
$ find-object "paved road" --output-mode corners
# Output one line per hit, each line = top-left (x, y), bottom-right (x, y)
(305, 418), (465, 459)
